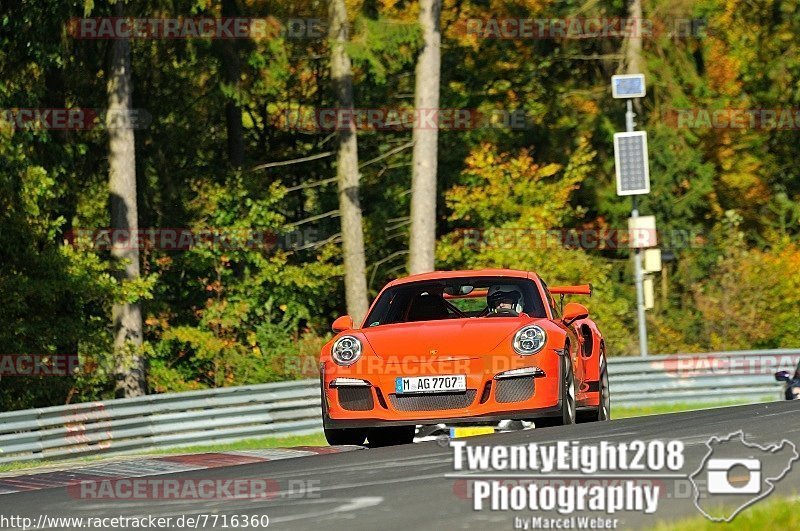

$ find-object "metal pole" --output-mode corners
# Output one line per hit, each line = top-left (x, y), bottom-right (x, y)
(627, 99), (649, 357)
(625, 99), (635, 132)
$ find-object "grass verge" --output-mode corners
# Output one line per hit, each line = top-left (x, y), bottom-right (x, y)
(147, 432), (328, 454)
(650, 496), (800, 530)
(613, 399), (765, 419)
(0, 432), (326, 474)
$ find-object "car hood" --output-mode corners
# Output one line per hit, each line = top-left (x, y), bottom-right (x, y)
(360, 317), (532, 360)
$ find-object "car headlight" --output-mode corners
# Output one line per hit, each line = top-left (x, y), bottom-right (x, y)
(513, 325), (547, 355)
(331, 335), (363, 366)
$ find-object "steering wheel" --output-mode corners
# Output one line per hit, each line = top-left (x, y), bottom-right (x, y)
(486, 308), (519, 317)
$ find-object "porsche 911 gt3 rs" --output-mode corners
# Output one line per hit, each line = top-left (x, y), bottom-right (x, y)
(319, 269), (610, 446)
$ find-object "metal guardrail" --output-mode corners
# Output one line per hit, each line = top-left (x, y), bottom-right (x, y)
(0, 380), (322, 464)
(608, 348), (798, 405)
(1, 349), (798, 464)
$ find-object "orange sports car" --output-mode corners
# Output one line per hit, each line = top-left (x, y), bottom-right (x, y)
(319, 269), (610, 446)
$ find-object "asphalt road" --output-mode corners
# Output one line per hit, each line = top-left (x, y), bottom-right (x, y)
(2, 401), (800, 530)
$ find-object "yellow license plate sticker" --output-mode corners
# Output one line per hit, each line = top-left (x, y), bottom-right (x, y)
(449, 427), (495, 438)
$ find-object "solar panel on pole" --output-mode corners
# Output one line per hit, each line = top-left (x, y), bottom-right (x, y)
(614, 131), (650, 196)
(611, 74), (646, 99)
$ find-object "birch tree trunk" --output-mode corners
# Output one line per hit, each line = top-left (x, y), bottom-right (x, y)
(626, 0), (643, 74)
(329, 0), (369, 325)
(408, 0), (442, 274)
(108, 0), (146, 397)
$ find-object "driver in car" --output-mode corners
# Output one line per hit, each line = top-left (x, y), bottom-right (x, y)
(487, 286), (522, 316)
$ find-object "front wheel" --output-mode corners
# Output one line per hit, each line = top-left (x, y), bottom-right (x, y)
(536, 353), (576, 428)
(321, 388), (368, 445)
(324, 427), (368, 446)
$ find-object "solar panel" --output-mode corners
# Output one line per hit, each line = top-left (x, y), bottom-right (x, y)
(612, 74), (646, 98)
(614, 131), (650, 196)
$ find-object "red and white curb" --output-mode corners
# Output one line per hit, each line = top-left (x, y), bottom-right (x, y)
(0, 446), (362, 495)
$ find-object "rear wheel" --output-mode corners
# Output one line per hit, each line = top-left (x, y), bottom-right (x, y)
(536, 353), (576, 427)
(367, 425), (416, 447)
(578, 348), (610, 422)
(324, 427), (368, 446)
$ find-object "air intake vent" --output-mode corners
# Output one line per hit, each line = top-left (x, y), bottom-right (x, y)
(338, 387), (374, 411)
(495, 377), (535, 403)
(388, 390), (477, 411)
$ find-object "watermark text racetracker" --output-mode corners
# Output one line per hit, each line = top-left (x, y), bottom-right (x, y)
(456, 227), (703, 251)
(279, 107), (532, 131)
(664, 352), (799, 377)
(69, 477), (320, 501)
(68, 16), (327, 40)
(1, 108), (151, 130)
(65, 227), (323, 252)
(297, 354), (579, 378)
(0, 354), (79, 377)
(446, 439), (685, 528)
(459, 17), (710, 40)
(665, 108), (800, 130)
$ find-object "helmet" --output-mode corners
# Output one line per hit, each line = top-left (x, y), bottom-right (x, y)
(487, 285), (523, 313)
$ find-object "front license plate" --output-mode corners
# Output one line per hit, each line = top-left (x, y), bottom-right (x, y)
(395, 375), (467, 394)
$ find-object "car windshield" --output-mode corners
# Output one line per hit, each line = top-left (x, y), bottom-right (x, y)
(363, 277), (546, 327)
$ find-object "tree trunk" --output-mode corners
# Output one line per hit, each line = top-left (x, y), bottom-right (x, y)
(626, 0), (643, 75)
(108, 0), (146, 398)
(408, 0), (442, 274)
(329, 0), (369, 325)
(219, 0), (244, 167)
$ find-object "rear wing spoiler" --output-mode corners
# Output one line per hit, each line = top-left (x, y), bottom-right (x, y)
(549, 284), (592, 296)
(549, 284), (592, 315)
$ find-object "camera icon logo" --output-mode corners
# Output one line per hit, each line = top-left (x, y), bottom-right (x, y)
(689, 431), (798, 522)
(706, 458), (761, 494)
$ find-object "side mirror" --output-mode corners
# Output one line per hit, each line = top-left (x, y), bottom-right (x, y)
(562, 302), (589, 326)
(775, 371), (791, 382)
(332, 315), (354, 333)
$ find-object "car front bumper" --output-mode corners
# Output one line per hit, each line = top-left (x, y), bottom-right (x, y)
(321, 351), (562, 428)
